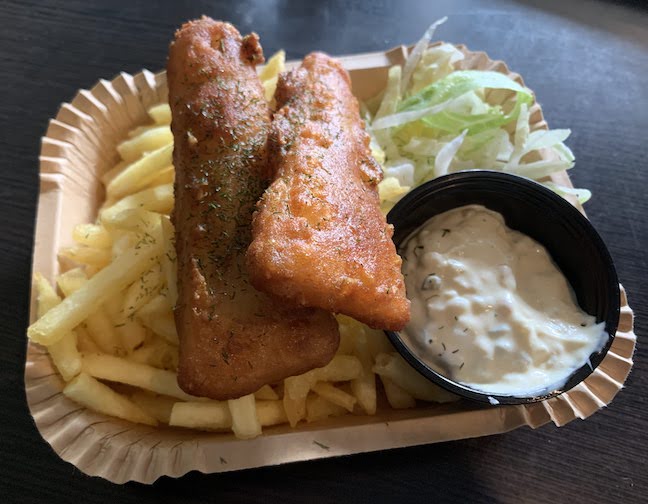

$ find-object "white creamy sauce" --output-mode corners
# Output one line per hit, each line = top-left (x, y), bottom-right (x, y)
(400, 205), (607, 396)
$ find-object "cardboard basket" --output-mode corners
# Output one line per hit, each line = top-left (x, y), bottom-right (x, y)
(27, 43), (636, 484)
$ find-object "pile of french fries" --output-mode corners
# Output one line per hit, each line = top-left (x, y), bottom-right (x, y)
(27, 51), (456, 440)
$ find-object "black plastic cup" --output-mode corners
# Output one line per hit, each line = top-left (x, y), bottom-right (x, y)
(385, 170), (620, 405)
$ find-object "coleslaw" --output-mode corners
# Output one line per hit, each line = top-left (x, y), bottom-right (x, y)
(366, 18), (590, 212)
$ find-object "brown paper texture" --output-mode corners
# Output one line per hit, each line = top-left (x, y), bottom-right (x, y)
(26, 44), (636, 484)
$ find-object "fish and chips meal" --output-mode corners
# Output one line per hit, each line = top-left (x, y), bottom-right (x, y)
(28, 16), (590, 439)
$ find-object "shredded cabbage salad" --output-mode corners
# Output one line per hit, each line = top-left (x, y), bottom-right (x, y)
(366, 18), (590, 213)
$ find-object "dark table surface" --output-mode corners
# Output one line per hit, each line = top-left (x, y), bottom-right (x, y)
(1, 0), (646, 502)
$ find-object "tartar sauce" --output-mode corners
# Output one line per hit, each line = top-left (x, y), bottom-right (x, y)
(400, 205), (607, 396)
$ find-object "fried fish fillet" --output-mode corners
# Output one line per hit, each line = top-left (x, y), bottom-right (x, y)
(246, 52), (410, 331)
(168, 19), (339, 400)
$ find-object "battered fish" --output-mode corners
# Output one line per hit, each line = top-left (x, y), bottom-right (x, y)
(168, 19), (339, 400)
(247, 52), (410, 331)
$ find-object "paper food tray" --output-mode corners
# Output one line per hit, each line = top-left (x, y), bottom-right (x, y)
(26, 43), (636, 484)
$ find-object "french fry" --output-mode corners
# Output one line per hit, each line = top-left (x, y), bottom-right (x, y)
(48, 332), (81, 382)
(259, 49), (286, 81)
(59, 246), (112, 269)
(337, 314), (389, 357)
(284, 374), (316, 403)
(84, 265), (101, 278)
(281, 355), (361, 426)
(99, 198), (118, 217)
(317, 355), (363, 382)
(283, 391), (307, 428)
(123, 265), (164, 318)
(339, 315), (393, 358)
(106, 144), (173, 199)
(34, 273), (82, 381)
(55, 267), (88, 294)
(146, 165), (174, 188)
(103, 289), (126, 321)
(138, 308), (178, 345)
(110, 232), (137, 259)
(57, 269), (123, 355)
(101, 160), (127, 186)
(160, 216), (177, 307)
(117, 317), (147, 353)
(336, 323), (356, 355)
(128, 336), (178, 371)
(312, 382), (357, 412)
(63, 373), (157, 426)
(380, 376), (416, 409)
(351, 331), (377, 414)
(72, 224), (112, 249)
(336, 314), (364, 331)
(127, 125), (156, 139)
(117, 126), (172, 162)
(263, 77), (279, 103)
(130, 390), (177, 424)
(306, 395), (347, 423)
(137, 294), (177, 344)
(256, 400), (288, 427)
(169, 401), (231, 431)
(76, 325), (100, 353)
(351, 370), (377, 414)
(365, 328), (394, 358)
(105, 207), (161, 234)
(101, 184), (174, 225)
(373, 353), (458, 403)
(259, 50), (285, 102)
(28, 217), (164, 346)
(34, 272), (62, 316)
(228, 394), (261, 439)
(148, 103), (171, 125)
(254, 384), (279, 401)
(86, 309), (125, 356)
(284, 355), (363, 402)
(137, 293), (172, 317)
(81, 353), (196, 401)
